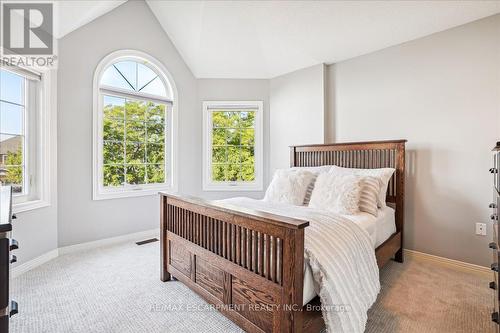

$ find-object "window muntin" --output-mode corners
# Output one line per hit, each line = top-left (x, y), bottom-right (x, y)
(203, 101), (263, 191)
(102, 95), (166, 187)
(0, 69), (26, 195)
(95, 54), (174, 199)
(211, 111), (256, 182)
(101, 61), (168, 98)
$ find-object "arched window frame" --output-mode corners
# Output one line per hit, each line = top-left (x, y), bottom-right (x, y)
(92, 50), (178, 200)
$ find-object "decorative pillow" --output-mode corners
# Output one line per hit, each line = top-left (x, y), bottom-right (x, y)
(308, 173), (362, 215)
(330, 165), (395, 208)
(264, 169), (316, 206)
(358, 176), (383, 217)
(292, 166), (333, 205)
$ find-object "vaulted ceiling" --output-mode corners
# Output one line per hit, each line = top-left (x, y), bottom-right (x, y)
(57, 0), (500, 79)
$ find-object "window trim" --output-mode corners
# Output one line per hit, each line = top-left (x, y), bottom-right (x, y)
(4, 67), (54, 214)
(92, 50), (178, 200)
(202, 101), (263, 192)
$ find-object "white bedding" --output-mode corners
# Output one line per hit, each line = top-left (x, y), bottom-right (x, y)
(303, 206), (395, 304)
(215, 198), (381, 333)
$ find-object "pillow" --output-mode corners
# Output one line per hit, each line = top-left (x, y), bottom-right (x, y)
(329, 165), (395, 208)
(308, 173), (362, 215)
(358, 176), (382, 217)
(264, 169), (316, 206)
(292, 166), (333, 205)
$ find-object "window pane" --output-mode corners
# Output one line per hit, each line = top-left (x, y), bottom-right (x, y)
(137, 63), (157, 91)
(241, 146), (254, 164)
(103, 95), (125, 119)
(239, 111), (255, 128)
(0, 135), (23, 166)
(126, 142), (145, 164)
(226, 129), (241, 145)
(1, 166), (23, 193)
(146, 143), (164, 164)
(212, 128), (225, 146)
(212, 147), (226, 163)
(227, 146), (240, 164)
(212, 164), (226, 182)
(101, 66), (133, 91)
(103, 118), (124, 141)
(208, 109), (257, 184)
(146, 121), (164, 144)
(103, 141), (124, 164)
(126, 165), (146, 185)
(241, 164), (255, 181)
(147, 103), (165, 123)
(212, 111), (230, 128)
(126, 120), (146, 142)
(0, 102), (23, 135)
(126, 100), (147, 122)
(241, 129), (255, 146)
(140, 77), (167, 97)
(0, 70), (24, 105)
(147, 164), (165, 184)
(226, 164), (240, 182)
(103, 165), (124, 187)
(113, 61), (137, 90)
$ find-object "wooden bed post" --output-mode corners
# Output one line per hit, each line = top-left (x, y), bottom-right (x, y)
(160, 195), (171, 282)
(279, 228), (305, 332)
(394, 141), (406, 263)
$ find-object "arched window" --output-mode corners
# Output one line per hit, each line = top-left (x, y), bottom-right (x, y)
(93, 50), (177, 200)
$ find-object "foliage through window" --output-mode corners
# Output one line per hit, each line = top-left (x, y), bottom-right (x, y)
(95, 53), (174, 200)
(0, 69), (26, 194)
(203, 102), (263, 191)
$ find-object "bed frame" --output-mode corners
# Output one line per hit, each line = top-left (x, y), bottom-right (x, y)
(160, 140), (406, 333)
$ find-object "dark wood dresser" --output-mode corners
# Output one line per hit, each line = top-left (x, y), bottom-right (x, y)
(0, 186), (18, 333)
(491, 143), (500, 330)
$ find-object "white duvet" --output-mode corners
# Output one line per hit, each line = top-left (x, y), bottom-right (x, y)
(215, 198), (380, 333)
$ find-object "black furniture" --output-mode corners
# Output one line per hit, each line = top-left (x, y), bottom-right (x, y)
(0, 186), (18, 333)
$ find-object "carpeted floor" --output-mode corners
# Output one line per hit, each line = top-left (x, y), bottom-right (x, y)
(10, 241), (495, 333)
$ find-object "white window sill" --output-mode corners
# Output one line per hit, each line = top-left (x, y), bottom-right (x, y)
(93, 186), (176, 201)
(13, 199), (51, 214)
(203, 183), (263, 192)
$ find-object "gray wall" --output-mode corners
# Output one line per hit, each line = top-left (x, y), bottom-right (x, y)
(57, 1), (270, 247)
(197, 79), (270, 200)
(57, 1), (198, 246)
(269, 64), (326, 173)
(327, 14), (500, 266)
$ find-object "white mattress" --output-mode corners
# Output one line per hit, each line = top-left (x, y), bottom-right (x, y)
(302, 206), (396, 304)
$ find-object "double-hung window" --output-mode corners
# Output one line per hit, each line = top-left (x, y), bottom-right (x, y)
(203, 101), (263, 191)
(0, 66), (50, 212)
(93, 51), (176, 200)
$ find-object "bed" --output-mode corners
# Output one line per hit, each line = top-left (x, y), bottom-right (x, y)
(160, 140), (406, 332)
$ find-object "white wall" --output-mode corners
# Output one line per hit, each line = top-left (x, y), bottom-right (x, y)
(328, 14), (500, 266)
(57, 1), (198, 247)
(11, 70), (58, 264)
(269, 64), (326, 172)
(197, 79), (270, 199)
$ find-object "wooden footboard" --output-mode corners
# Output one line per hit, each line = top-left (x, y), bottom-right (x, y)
(160, 193), (309, 333)
(160, 140), (406, 333)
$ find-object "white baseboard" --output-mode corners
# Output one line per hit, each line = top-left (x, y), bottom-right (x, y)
(404, 249), (490, 275)
(11, 249), (59, 278)
(58, 228), (160, 255)
(12, 228), (160, 277)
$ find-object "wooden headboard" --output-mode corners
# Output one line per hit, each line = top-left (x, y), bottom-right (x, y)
(290, 140), (406, 234)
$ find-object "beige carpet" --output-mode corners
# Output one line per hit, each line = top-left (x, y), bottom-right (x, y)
(10, 241), (494, 332)
(366, 256), (495, 333)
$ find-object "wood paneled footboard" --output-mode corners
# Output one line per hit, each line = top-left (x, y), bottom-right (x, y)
(160, 193), (309, 333)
